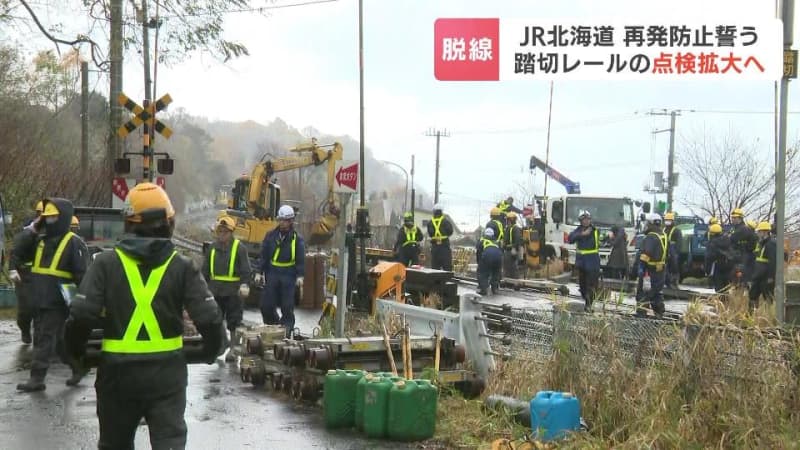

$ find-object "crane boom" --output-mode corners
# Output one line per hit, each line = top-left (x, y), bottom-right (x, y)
(529, 155), (581, 194)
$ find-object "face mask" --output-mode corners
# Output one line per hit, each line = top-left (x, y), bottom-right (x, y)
(45, 217), (58, 225)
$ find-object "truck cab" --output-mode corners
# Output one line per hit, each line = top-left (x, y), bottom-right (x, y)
(540, 194), (638, 269)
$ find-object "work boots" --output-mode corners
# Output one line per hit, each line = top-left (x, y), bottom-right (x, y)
(224, 343), (236, 363)
(17, 370), (46, 392)
(20, 328), (32, 345)
(66, 366), (89, 386)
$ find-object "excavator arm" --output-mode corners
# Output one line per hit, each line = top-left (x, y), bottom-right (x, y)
(244, 139), (344, 245)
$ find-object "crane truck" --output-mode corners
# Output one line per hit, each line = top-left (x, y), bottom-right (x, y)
(526, 155), (641, 271)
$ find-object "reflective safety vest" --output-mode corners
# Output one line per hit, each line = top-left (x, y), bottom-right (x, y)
(31, 231), (76, 279)
(481, 238), (499, 250)
(667, 226), (677, 244)
(577, 229), (599, 255)
(210, 239), (241, 281)
(643, 232), (668, 270)
(492, 220), (505, 243)
(272, 232), (297, 267)
(402, 227), (418, 247)
(755, 241), (769, 263)
(431, 216), (447, 241)
(497, 201), (510, 212)
(102, 249), (182, 354)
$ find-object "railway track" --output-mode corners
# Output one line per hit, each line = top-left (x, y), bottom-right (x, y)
(172, 234), (204, 253)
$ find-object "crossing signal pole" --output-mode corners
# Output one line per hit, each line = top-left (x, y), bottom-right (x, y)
(425, 128), (450, 205)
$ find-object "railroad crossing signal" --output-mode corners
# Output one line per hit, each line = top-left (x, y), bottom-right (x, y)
(117, 93), (173, 139)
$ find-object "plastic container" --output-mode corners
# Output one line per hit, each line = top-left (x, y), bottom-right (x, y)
(362, 376), (393, 438)
(530, 391), (581, 441)
(323, 369), (364, 429)
(387, 379), (439, 441)
(355, 372), (376, 431)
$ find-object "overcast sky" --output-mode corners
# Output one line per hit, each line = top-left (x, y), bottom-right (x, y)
(7, 0), (800, 230)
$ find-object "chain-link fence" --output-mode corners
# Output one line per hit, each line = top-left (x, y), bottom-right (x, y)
(494, 306), (799, 383)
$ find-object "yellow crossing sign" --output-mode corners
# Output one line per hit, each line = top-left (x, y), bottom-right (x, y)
(117, 93), (173, 138)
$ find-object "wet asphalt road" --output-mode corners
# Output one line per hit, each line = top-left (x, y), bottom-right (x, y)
(0, 310), (415, 450)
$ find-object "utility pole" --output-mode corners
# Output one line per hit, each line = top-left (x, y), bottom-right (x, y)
(109, 0), (123, 205)
(354, 0), (372, 314)
(425, 128), (450, 204)
(648, 109), (682, 212)
(81, 61), (89, 181)
(141, 0), (154, 182)
(775, 0), (795, 323)
(410, 154), (415, 218)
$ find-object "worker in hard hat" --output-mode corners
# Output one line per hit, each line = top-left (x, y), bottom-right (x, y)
(485, 207), (507, 243)
(503, 211), (524, 279)
(7, 200), (46, 344)
(729, 207), (757, 284)
(748, 221), (777, 311)
(65, 182), (224, 449)
(202, 216), (252, 362)
(258, 204), (305, 337)
(496, 196), (523, 215)
(427, 204), (454, 271)
(704, 223), (734, 292)
(394, 211), (423, 267)
(15, 198), (88, 392)
(568, 210), (601, 312)
(663, 212), (683, 288)
(476, 227), (503, 295)
(635, 213), (668, 317)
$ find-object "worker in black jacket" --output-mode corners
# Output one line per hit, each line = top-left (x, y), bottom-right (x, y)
(568, 210), (601, 312)
(16, 198), (88, 392)
(503, 212), (524, 279)
(476, 227), (503, 295)
(748, 221), (777, 311)
(7, 200), (43, 344)
(729, 207), (757, 283)
(663, 212), (683, 288)
(202, 216), (252, 362)
(64, 182), (224, 450)
(635, 213), (668, 317)
(394, 212), (423, 266)
(426, 204), (454, 271)
(705, 223), (734, 292)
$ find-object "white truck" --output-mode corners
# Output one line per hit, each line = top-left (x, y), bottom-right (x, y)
(534, 194), (641, 269)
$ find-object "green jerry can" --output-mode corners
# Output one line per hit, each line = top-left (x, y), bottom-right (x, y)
(362, 376), (394, 438)
(355, 372), (376, 431)
(323, 369), (364, 429)
(387, 379), (439, 441)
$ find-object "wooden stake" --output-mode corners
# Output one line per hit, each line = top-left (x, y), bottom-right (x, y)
(382, 322), (398, 377)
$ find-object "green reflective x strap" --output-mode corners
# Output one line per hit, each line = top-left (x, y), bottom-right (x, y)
(272, 233), (296, 267)
(577, 229), (599, 255)
(210, 239), (241, 281)
(32, 232), (76, 279)
(102, 249), (181, 354)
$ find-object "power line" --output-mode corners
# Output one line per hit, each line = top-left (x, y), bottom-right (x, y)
(154, 0), (339, 18)
(452, 113), (646, 135)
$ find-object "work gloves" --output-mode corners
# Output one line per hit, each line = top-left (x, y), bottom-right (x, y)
(8, 270), (20, 284)
(197, 322), (225, 365)
(254, 273), (265, 286)
(296, 277), (304, 288)
(238, 283), (250, 299)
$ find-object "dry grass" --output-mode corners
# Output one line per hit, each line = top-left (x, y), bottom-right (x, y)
(436, 296), (800, 449)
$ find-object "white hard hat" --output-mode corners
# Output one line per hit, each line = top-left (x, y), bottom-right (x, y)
(433, 203), (443, 211)
(277, 205), (295, 220)
(483, 228), (495, 238)
(578, 210), (591, 219)
(647, 213), (662, 223)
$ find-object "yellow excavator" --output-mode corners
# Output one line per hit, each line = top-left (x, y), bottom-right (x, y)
(217, 138), (344, 256)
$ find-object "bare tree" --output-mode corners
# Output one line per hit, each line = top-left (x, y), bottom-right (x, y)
(677, 129), (800, 228)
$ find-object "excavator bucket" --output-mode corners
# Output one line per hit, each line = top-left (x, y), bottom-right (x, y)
(307, 214), (338, 246)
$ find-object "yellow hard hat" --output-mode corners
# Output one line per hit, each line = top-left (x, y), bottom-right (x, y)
(731, 208), (744, 218)
(124, 182), (175, 223)
(71, 216), (79, 226)
(756, 221), (771, 232)
(41, 202), (60, 217)
(506, 211), (517, 220)
(216, 216), (235, 231)
(35, 200), (44, 213)
(490, 207), (501, 216)
(664, 212), (675, 221)
(746, 220), (757, 229)
(709, 223), (723, 234)
(709, 217), (719, 225)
